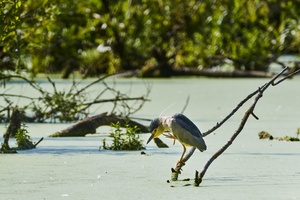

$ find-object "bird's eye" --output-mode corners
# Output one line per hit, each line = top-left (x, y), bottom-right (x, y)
(153, 128), (157, 133)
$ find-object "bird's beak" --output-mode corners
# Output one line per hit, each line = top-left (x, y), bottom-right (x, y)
(146, 134), (154, 144)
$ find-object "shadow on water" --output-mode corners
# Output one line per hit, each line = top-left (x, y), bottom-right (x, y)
(8, 136), (148, 155)
(169, 173), (300, 188)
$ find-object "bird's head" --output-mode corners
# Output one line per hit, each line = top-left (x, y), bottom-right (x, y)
(147, 118), (164, 144)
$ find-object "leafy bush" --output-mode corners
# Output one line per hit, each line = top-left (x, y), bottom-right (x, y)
(15, 124), (31, 148)
(102, 122), (144, 150)
(1, 0), (299, 77)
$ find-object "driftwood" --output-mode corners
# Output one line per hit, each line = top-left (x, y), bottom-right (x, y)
(49, 112), (169, 148)
(49, 112), (149, 137)
(169, 66), (300, 185)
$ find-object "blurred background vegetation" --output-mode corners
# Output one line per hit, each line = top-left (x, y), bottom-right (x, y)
(1, 0), (300, 78)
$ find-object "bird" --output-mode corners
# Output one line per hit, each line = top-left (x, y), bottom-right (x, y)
(147, 113), (206, 164)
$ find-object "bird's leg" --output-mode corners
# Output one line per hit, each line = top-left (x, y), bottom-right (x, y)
(163, 133), (177, 145)
(177, 144), (186, 165)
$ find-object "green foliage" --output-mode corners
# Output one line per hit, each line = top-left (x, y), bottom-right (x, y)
(102, 122), (144, 150)
(0, 0), (27, 72)
(277, 135), (299, 142)
(258, 130), (300, 142)
(37, 90), (85, 122)
(1, 0), (299, 77)
(15, 124), (31, 148)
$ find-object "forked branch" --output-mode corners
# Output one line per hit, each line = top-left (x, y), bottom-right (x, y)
(194, 66), (300, 186)
(170, 66), (300, 182)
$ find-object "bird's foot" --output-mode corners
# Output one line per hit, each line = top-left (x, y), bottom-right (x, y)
(176, 160), (185, 167)
(163, 133), (177, 145)
(163, 133), (176, 139)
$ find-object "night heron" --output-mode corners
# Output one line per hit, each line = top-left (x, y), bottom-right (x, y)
(147, 113), (206, 164)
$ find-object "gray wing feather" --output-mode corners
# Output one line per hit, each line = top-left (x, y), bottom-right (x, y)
(171, 113), (207, 151)
(172, 114), (202, 137)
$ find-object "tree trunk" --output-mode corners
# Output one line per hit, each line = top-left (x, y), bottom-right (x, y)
(1, 108), (20, 153)
(4, 107), (21, 139)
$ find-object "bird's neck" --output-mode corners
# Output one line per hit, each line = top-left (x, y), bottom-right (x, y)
(161, 116), (172, 132)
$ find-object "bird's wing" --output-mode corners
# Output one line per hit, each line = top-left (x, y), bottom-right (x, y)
(171, 113), (202, 138)
(171, 114), (206, 151)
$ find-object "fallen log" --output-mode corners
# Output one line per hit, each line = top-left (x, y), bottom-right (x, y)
(173, 68), (275, 78)
(49, 112), (149, 137)
(49, 112), (169, 148)
(139, 66), (275, 78)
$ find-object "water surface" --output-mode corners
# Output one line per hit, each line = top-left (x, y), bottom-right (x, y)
(1, 76), (299, 199)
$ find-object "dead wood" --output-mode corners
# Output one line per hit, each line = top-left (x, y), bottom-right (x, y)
(194, 66), (300, 186)
(49, 112), (168, 147)
(1, 107), (43, 153)
(169, 66), (300, 184)
(3, 107), (21, 138)
(1, 108), (20, 153)
(49, 112), (149, 137)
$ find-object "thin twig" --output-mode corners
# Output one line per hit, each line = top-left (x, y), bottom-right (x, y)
(33, 137), (44, 147)
(82, 97), (149, 106)
(0, 93), (38, 100)
(180, 95), (190, 114)
(203, 89), (259, 137)
(47, 77), (57, 93)
(272, 67), (300, 86)
(74, 74), (112, 96)
(2, 75), (44, 93)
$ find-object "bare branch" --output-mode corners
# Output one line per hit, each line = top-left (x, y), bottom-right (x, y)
(82, 97), (149, 107)
(47, 77), (57, 93)
(171, 66), (300, 182)
(1, 75), (44, 93)
(272, 67), (300, 86)
(0, 93), (38, 100)
(73, 74), (112, 96)
(203, 89), (258, 137)
(251, 112), (259, 120)
(180, 95), (190, 114)
(194, 66), (299, 186)
(195, 91), (263, 186)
